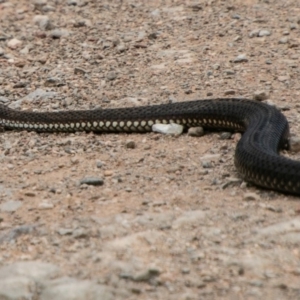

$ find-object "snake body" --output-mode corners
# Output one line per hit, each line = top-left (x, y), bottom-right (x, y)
(0, 98), (299, 195)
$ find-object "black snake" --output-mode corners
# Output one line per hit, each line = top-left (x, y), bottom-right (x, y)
(0, 98), (299, 195)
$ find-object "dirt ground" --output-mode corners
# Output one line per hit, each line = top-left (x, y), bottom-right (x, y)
(0, 0), (300, 299)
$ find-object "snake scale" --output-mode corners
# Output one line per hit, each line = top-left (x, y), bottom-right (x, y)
(0, 97), (299, 195)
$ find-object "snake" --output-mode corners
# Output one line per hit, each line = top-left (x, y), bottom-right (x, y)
(0, 97), (299, 195)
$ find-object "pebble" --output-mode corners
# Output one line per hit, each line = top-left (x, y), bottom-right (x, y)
(224, 69), (235, 75)
(7, 38), (22, 49)
(253, 90), (269, 101)
(74, 67), (87, 75)
(258, 29), (271, 37)
(233, 54), (248, 63)
(249, 29), (260, 38)
(106, 71), (117, 81)
(96, 161), (104, 168)
(201, 160), (213, 168)
(224, 89), (236, 95)
(219, 132), (232, 140)
(38, 202), (54, 210)
(33, 15), (52, 30)
(117, 44), (127, 53)
(279, 37), (289, 44)
(152, 123), (183, 135)
(289, 136), (300, 152)
(243, 192), (261, 201)
(49, 29), (69, 38)
(125, 140), (136, 149)
(80, 177), (104, 186)
(104, 170), (113, 176)
(67, 0), (78, 5)
(133, 267), (160, 282)
(187, 127), (204, 137)
(277, 76), (289, 82)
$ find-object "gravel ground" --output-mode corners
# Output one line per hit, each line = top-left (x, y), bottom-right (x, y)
(0, 0), (300, 299)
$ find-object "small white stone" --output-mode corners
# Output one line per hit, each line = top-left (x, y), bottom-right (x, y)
(233, 54), (248, 63)
(152, 123), (183, 135)
(33, 15), (52, 30)
(258, 29), (271, 37)
(38, 202), (54, 210)
(7, 38), (22, 49)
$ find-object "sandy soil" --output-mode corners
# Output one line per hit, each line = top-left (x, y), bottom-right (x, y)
(0, 0), (300, 299)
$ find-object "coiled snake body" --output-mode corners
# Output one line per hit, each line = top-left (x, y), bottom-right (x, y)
(0, 98), (299, 195)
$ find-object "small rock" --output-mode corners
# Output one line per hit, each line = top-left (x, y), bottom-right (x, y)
(289, 136), (300, 152)
(224, 69), (235, 75)
(44, 77), (64, 87)
(80, 177), (104, 186)
(125, 140), (136, 149)
(249, 29), (260, 38)
(233, 54), (248, 63)
(152, 123), (183, 135)
(49, 29), (69, 38)
(224, 89), (236, 95)
(188, 127), (204, 137)
(106, 71), (117, 81)
(258, 29), (271, 37)
(219, 132), (232, 140)
(290, 23), (298, 30)
(279, 37), (289, 44)
(74, 67), (87, 75)
(7, 38), (22, 49)
(277, 76), (289, 82)
(0, 96), (9, 103)
(13, 82), (28, 88)
(253, 90), (269, 101)
(67, 0), (78, 5)
(117, 44), (127, 53)
(243, 192), (261, 201)
(33, 15), (52, 30)
(104, 170), (113, 177)
(96, 161), (103, 168)
(201, 160), (213, 168)
(38, 202), (54, 210)
(57, 228), (73, 235)
(133, 267), (160, 282)
(73, 19), (92, 27)
(14, 59), (27, 67)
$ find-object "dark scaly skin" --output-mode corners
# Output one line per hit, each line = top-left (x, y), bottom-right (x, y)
(0, 98), (298, 195)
